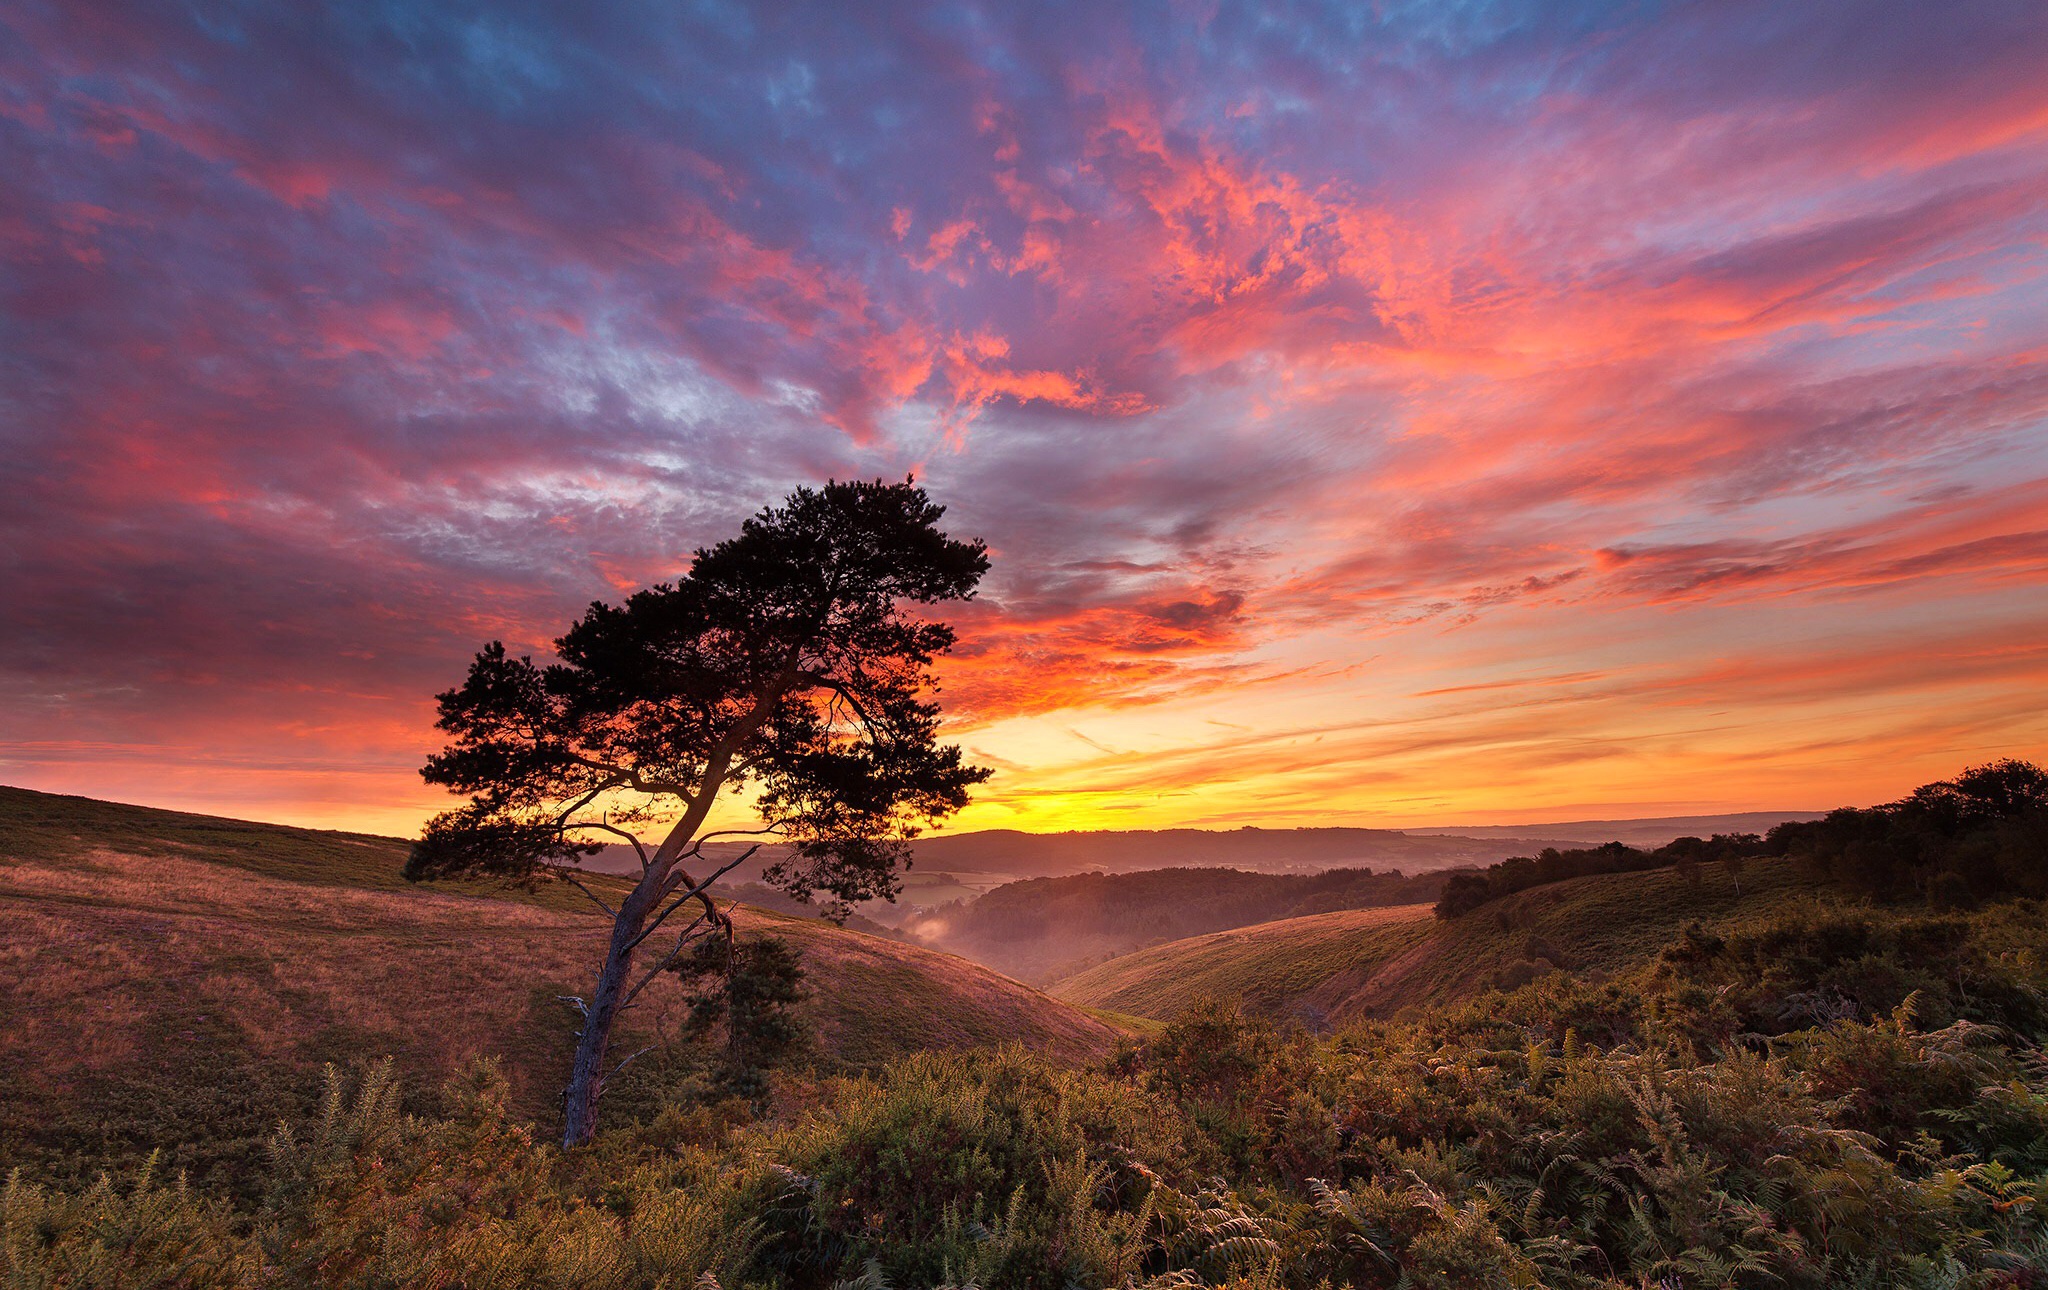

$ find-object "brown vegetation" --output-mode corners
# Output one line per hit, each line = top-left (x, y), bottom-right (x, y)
(1055, 856), (1817, 1024)
(0, 788), (1121, 1188)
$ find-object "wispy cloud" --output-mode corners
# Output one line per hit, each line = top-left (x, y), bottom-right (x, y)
(2, 0), (2044, 830)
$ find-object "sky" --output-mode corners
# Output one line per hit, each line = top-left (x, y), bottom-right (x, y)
(3, 0), (2047, 838)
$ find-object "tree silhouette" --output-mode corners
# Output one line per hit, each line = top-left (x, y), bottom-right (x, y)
(407, 478), (990, 1146)
(673, 933), (812, 1106)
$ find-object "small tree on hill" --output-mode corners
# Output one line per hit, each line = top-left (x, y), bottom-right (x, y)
(674, 933), (813, 1105)
(407, 479), (991, 1146)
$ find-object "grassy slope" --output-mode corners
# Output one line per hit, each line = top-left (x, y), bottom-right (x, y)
(1054, 858), (1815, 1024)
(1050, 904), (1435, 1025)
(0, 783), (439, 892)
(0, 785), (1122, 1183)
(905, 867), (1449, 986)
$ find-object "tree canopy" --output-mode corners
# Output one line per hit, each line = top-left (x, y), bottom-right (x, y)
(407, 477), (991, 916)
(406, 477), (992, 1145)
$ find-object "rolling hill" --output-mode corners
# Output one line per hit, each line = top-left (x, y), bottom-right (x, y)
(1053, 855), (1816, 1025)
(0, 785), (1125, 1184)
(904, 865), (1450, 983)
(569, 822), (1662, 918)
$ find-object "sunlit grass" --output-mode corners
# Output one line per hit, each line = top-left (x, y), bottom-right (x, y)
(1056, 858), (1817, 1024)
(0, 784), (1124, 1189)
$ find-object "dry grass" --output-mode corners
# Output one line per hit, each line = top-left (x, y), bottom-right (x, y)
(3, 849), (594, 1072)
(1053, 859), (1819, 1025)
(0, 786), (1125, 1188)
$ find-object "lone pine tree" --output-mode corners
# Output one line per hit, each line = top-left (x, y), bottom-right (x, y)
(407, 478), (990, 1146)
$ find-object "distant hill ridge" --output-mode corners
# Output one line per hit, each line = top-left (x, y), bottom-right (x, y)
(1404, 810), (1822, 847)
(907, 826), (1552, 875)
(580, 816), (1816, 887)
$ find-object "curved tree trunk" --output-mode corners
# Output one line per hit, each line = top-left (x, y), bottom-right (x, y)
(558, 691), (778, 1147)
(560, 878), (655, 1148)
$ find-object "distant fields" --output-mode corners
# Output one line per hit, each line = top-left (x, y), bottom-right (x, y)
(1053, 903), (1435, 1023)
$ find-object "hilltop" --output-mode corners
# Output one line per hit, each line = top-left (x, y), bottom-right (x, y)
(0, 784), (1124, 1186)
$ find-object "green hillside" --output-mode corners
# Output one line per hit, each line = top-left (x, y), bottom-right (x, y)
(1055, 857), (1815, 1023)
(0, 785), (1124, 1187)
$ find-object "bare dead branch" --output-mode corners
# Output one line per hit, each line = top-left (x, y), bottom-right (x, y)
(625, 847), (755, 956)
(551, 869), (618, 918)
(620, 913), (713, 1010)
(604, 1045), (657, 1085)
(564, 817), (651, 871)
(694, 823), (788, 843)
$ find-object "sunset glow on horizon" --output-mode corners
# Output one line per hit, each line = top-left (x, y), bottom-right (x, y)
(4, 2), (2047, 839)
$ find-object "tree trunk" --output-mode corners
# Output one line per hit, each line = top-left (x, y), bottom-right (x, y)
(557, 707), (769, 1147)
(560, 873), (658, 1148)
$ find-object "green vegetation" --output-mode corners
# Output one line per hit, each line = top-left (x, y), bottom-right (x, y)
(672, 933), (818, 1105)
(7, 766), (2048, 1284)
(9, 892), (2047, 1287)
(911, 867), (1448, 983)
(1771, 758), (2048, 904)
(1434, 833), (1773, 919)
(1434, 760), (2048, 919)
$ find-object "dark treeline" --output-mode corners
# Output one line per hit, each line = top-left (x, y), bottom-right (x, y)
(1433, 833), (1772, 919)
(1771, 757), (2048, 904)
(914, 866), (1447, 983)
(1436, 758), (2048, 919)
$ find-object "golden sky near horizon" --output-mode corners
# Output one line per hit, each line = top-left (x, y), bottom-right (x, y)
(3, 2), (2045, 838)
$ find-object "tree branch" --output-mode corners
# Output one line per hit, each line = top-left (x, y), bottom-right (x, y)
(625, 846), (757, 955)
(554, 869), (617, 918)
(560, 751), (690, 799)
(648, 668), (802, 869)
(556, 994), (590, 1038)
(602, 1045), (657, 1088)
(620, 913), (713, 1011)
(564, 817), (651, 871)
(799, 669), (884, 739)
(694, 824), (788, 844)
(552, 781), (617, 829)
